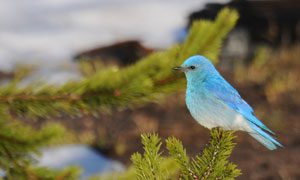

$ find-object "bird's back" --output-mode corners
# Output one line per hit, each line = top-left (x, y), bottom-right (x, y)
(185, 78), (251, 131)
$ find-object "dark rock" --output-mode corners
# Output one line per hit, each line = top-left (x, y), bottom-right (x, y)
(188, 0), (300, 46)
(74, 40), (154, 67)
(186, 0), (300, 71)
(0, 71), (14, 80)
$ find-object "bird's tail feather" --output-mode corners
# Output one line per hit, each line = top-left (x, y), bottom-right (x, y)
(249, 124), (283, 150)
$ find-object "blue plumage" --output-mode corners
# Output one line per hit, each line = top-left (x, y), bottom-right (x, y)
(176, 55), (282, 150)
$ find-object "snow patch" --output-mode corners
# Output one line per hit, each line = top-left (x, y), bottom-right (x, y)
(38, 144), (125, 179)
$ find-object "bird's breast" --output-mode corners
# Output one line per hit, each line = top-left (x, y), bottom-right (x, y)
(186, 87), (215, 128)
(185, 86), (237, 129)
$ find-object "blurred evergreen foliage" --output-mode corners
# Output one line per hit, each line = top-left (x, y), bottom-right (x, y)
(0, 8), (239, 179)
(0, 8), (238, 118)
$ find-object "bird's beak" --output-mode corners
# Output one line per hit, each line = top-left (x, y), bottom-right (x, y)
(173, 66), (186, 72)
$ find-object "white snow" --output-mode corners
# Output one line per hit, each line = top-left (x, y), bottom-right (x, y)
(0, 0), (228, 74)
(0, 145), (125, 179)
(38, 144), (125, 179)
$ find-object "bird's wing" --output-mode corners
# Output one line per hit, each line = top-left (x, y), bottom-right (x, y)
(203, 76), (274, 134)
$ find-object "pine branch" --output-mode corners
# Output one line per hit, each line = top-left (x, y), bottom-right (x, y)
(9, 165), (81, 180)
(98, 130), (240, 180)
(178, 8), (239, 62)
(0, 117), (70, 178)
(166, 137), (193, 180)
(166, 129), (241, 180)
(131, 134), (166, 180)
(191, 128), (241, 180)
(0, 8), (239, 120)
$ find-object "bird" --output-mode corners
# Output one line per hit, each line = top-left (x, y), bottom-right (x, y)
(174, 55), (282, 150)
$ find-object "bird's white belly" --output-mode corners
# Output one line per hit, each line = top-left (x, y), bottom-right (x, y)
(186, 91), (250, 131)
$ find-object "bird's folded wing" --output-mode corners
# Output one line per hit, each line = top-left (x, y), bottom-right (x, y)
(203, 76), (274, 134)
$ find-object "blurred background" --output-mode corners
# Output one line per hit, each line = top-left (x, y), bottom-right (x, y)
(0, 0), (299, 179)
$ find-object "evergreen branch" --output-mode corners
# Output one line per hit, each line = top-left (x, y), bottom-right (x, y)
(0, 118), (69, 177)
(191, 128), (241, 180)
(0, 94), (80, 103)
(166, 137), (194, 180)
(131, 134), (166, 180)
(0, 8), (238, 119)
(165, 129), (240, 180)
(95, 130), (240, 180)
(179, 8), (239, 62)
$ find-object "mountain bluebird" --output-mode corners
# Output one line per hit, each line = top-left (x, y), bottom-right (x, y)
(174, 55), (282, 150)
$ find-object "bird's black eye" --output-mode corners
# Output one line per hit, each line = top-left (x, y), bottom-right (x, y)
(190, 65), (196, 70)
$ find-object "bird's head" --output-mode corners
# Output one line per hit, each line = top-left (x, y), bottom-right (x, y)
(173, 55), (216, 80)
